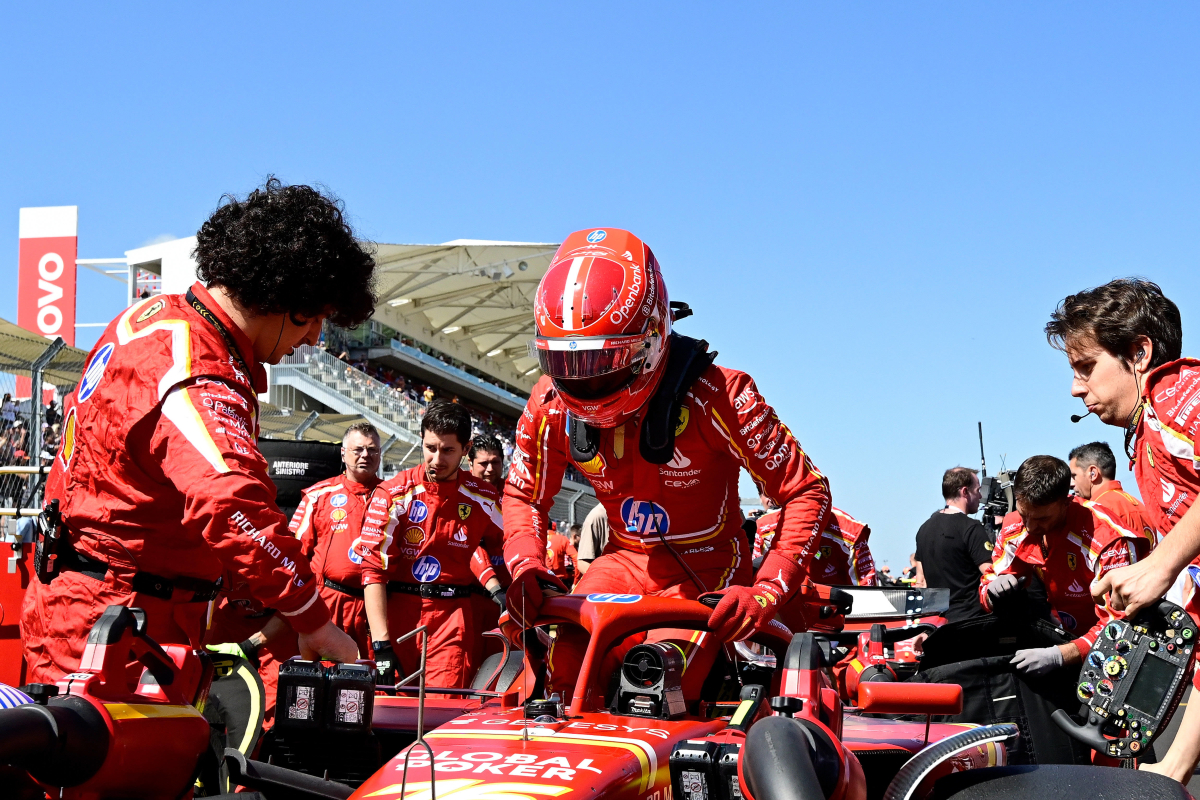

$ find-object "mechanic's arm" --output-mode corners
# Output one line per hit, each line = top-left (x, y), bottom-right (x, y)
(288, 488), (318, 558)
(359, 489), (395, 643)
(913, 560), (927, 588)
(1145, 697), (1200, 782)
(150, 380), (355, 662)
(364, 583), (390, 643)
(853, 534), (877, 587)
(1094, 500), (1200, 615)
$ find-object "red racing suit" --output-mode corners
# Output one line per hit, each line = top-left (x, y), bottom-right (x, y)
(21, 284), (327, 683)
(1087, 481), (1155, 547)
(1129, 358), (1200, 686)
(756, 507), (876, 587)
(290, 474), (382, 657)
(545, 533), (578, 582)
(980, 504), (1150, 653)
(359, 467), (504, 689)
(470, 544), (509, 662)
(503, 368), (831, 696)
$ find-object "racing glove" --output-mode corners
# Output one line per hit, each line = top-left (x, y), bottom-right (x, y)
(490, 586), (508, 610)
(986, 574), (1022, 604)
(205, 639), (262, 670)
(505, 563), (568, 630)
(1010, 645), (1064, 676)
(702, 553), (801, 643)
(372, 640), (398, 686)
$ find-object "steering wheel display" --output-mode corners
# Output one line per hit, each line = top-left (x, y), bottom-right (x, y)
(1052, 599), (1196, 758)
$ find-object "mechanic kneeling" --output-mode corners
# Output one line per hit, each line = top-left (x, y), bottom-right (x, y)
(21, 179), (372, 682)
(980, 455), (1151, 675)
(360, 402), (505, 691)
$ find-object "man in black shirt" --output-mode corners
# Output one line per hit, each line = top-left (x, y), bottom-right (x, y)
(914, 467), (992, 622)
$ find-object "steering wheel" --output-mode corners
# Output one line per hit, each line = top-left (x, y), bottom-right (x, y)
(519, 594), (794, 715)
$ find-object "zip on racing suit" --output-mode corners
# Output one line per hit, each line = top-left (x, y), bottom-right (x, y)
(502, 367), (831, 698)
(980, 503), (1151, 654)
(290, 474), (382, 657)
(755, 507), (877, 587)
(21, 284), (329, 683)
(359, 466), (504, 689)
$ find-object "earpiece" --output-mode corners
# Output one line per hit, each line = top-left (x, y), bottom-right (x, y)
(1137, 349), (1146, 360)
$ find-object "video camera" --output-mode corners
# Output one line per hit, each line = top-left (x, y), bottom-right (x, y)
(979, 470), (1014, 538)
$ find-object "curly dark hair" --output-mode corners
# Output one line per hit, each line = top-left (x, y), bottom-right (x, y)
(469, 433), (503, 462)
(1046, 278), (1181, 369)
(195, 177), (377, 326)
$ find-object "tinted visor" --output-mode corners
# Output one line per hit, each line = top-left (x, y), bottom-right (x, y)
(531, 335), (650, 380)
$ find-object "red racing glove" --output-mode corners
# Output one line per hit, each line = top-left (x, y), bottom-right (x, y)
(505, 562), (569, 630)
(703, 553), (803, 643)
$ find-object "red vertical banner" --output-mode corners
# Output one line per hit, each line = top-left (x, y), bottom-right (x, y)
(16, 206), (77, 399)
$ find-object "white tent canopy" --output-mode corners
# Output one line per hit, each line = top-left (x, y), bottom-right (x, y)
(369, 240), (559, 393)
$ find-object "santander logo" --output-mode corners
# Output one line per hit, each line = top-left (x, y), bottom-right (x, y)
(666, 448), (691, 469)
(1164, 478), (1177, 503)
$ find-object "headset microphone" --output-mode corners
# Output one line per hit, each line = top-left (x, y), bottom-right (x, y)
(1071, 410), (1094, 423)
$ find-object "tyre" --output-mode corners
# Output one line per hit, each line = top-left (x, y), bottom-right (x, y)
(931, 764), (1190, 800)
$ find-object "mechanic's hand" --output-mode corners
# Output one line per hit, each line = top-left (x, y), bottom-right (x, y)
(490, 587), (507, 610)
(297, 621), (359, 663)
(371, 641), (398, 685)
(205, 641), (261, 670)
(1092, 557), (1175, 616)
(986, 574), (1021, 603)
(1010, 645), (1064, 676)
(702, 583), (780, 643)
(506, 565), (568, 629)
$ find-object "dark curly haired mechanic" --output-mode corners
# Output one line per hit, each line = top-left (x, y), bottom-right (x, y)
(21, 178), (376, 683)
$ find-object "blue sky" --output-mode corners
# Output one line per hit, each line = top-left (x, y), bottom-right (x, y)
(2, 3), (1198, 570)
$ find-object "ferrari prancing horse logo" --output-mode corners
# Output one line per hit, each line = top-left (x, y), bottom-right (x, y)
(458, 503), (471, 520)
(1067, 553), (1077, 571)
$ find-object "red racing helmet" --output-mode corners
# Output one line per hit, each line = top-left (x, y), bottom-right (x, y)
(531, 228), (672, 428)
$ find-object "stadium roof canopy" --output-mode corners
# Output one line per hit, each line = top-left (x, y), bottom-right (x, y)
(0, 318), (89, 387)
(368, 240), (559, 394)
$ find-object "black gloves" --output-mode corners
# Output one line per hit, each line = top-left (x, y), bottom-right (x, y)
(490, 587), (507, 610)
(372, 640), (398, 686)
(238, 638), (262, 670)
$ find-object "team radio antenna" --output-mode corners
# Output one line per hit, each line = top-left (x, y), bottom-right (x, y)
(978, 422), (987, 479)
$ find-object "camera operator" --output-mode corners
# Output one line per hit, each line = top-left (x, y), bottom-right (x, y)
(914, 467), (992, 622)
(980, 456), (1150, 675)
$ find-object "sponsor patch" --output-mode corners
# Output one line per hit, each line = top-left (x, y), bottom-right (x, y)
(347, 543), (363, 565)
(452, 526), (469, 542)
(408, 500), (429, 523)
(675, 406), (690, 436)
(330, 493), (348, 508)
(586, 229), (607, 243)
(576, 452), (606, 476)
(1067, 553), (1077, 571)
(621, 498), (669, 537)
(403, 526), (426, 545)
(413, 555), (442, 583)
(135, 299), (165, 323)
(58, 407), (77, 469)
(330, 508), (347, 522)
(1058, 611), (1078, 631)
(586, 593), (641, 604)
(458, 503), (472, 520)
(78, 342), (115, 402)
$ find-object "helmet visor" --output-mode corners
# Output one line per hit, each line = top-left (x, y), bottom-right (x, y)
(531, 334), (650, 380)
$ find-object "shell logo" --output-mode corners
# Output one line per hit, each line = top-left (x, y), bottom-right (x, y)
(58, 408), (77, 469)
(330, 508), (347, 522)
(367, 778), (571, 800)
(577, 453), (605, 476)
(404, 526), (425, 545)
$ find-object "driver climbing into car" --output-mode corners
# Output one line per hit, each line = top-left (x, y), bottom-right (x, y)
(502, 228), (832, 700)
(979, 455), (1150, 675)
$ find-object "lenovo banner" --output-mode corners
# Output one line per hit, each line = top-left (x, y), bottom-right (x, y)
(18, 206), (78, 347)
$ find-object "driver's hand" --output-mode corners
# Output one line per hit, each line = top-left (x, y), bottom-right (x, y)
(1010, 645), (1064, 676)
(1091, 557), (1174, 616)
(702, 584), (781, 643)
(297, 621), (359, 663)
(506, 565), (569, 629)
(986, 573), (1021, 603)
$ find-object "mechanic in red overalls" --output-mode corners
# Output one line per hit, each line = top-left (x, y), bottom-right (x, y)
(359, 402), (505, 689)
(979, 456), (1150, 675)
(289, 421), (383, 657)
(1068, 440), (1155, 546)
(502, 228), (832, 699)
(756, 505), (877, 587)
(1046, 279), (1200, 782)
(466, 433), (509, 663)
(20, 180), (371, 682)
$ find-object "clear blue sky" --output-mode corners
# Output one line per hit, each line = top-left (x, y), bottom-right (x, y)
(3, 3), (1198, 570)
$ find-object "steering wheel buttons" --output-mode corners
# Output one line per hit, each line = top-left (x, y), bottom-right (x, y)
(1097, 680), (1114, 697)
(1088, 651), (1105, 668)
(1184, 627), (1194, 640)
(1116, 640), (1131, 654)
(1078, 682), (1095, 701)
(1105, 624), (1122, 640)
(1130, 719), (1140, 729)
(1149, 640), (1159, 651)
(1167, 643), (1177, 653)
(1130, 740), (1141, 753)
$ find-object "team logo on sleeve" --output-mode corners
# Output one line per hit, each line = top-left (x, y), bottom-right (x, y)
(412, 556), (442, 583)
(458, 503), (471, 520)
(135, 299), (165, 323)
(330, 494), (348, 508)
(620, 499), (669, 537)
(78, 343), (115, 402)
(408, 500), (429, 523)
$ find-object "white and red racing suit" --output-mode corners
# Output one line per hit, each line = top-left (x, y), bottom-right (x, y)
(503, 367), (831, 696)
(756, 507), (877, 587)
(980, 505), (1151, 654)
(21, 284), (328, 683)
(290, 474), (381, 657)
(359, 467), (504, 688)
